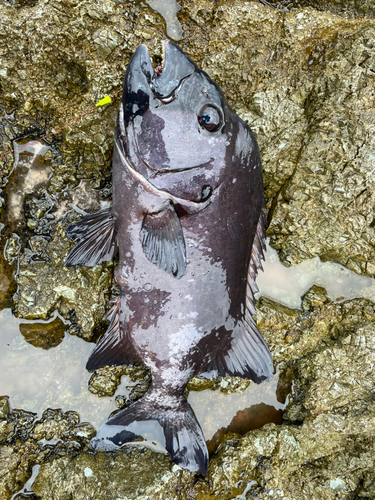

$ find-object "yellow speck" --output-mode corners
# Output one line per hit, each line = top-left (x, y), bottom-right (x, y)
(95, 96), (112, 106)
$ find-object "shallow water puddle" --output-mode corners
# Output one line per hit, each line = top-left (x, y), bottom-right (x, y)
(0, 305), (285, 443)
(146, 0), (183, 41)
(188, 365), (286, 454)
(257, 242), (375, 309)
(0, 309), (129, 429)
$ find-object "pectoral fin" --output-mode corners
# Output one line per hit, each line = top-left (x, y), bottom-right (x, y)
(65, 208), (117, 267)
(140, 203), (186, 279)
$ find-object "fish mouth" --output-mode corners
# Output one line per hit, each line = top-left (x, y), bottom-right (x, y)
(141, 40), (195, 101)
(130, 42), (208, 178)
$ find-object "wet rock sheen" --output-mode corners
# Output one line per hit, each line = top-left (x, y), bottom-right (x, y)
(1, 0), (375, 498)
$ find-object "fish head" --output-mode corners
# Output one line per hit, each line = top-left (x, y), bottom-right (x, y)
(118, 41), (256, 205)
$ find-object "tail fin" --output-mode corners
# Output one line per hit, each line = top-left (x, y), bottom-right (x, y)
(90, 392), (208, 475)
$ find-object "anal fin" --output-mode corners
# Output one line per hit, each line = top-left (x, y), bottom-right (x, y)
(65, 207), (117, 267)
(140, 203), (186, 279)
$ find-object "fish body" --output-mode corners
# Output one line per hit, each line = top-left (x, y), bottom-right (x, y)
(65, 41), (273, 474)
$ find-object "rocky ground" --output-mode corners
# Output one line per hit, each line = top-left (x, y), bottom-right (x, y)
(1, 0), (375, 498)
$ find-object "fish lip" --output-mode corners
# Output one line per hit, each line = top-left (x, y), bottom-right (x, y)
(137, 44), (154, 84)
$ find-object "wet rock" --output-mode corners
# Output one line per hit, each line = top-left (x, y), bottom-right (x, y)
(207, 411), (375, 499)
(267, 0), (375, 19)
(14, 217), (112, 340)
(19, 316), (66, 350)
(3, 235), (20, 265)
(188, 375), (251, 393)
(0, 398), (10, 420)
(88, 365), (151, 399)
(0, 408), (96, 499)
(31, 449), (180, 500)
(242, 293), (375, 498)
(0, 409), (37, 445)
(257, 292), (375, 366)
(30, 409), (80, 442)
(88, 366), (128, 397)
(301, 284), (331, 311)
(0, 406), (93, 452)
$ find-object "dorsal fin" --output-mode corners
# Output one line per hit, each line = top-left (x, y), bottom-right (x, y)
(245, 208), (267, 317)
(197, 209), (273, 383)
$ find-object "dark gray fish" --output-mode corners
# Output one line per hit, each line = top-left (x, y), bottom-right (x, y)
(65, 41), (273, 474)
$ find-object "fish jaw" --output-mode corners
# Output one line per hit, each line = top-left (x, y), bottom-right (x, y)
(150, 40), (195, 99)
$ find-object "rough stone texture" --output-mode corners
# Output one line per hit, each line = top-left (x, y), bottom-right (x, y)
(0, 407), (96, 500)
(88, 365), (151, 400)
(1, 0), (375, 498)
(32, 450), (180, 500)
(268, 0), (375, 19)
(14, 217), (112, 339)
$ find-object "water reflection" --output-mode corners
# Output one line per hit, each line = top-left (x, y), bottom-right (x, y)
(0, 250), (16, 310)
(188, 365), (286, 453)
(19, 317), (66, 350)
(257, 242), (375, 309)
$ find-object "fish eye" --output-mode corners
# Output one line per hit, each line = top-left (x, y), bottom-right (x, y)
(198, 105), (222, 132)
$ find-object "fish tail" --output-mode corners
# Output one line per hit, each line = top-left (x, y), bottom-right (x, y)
(90, 391), (208, 475)
(162, 400), (208, 475)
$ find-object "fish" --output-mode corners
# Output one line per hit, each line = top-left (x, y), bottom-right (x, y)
(65, 40), (273, 475)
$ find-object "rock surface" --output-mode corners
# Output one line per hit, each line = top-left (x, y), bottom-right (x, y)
(1, 0), (375, 498)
